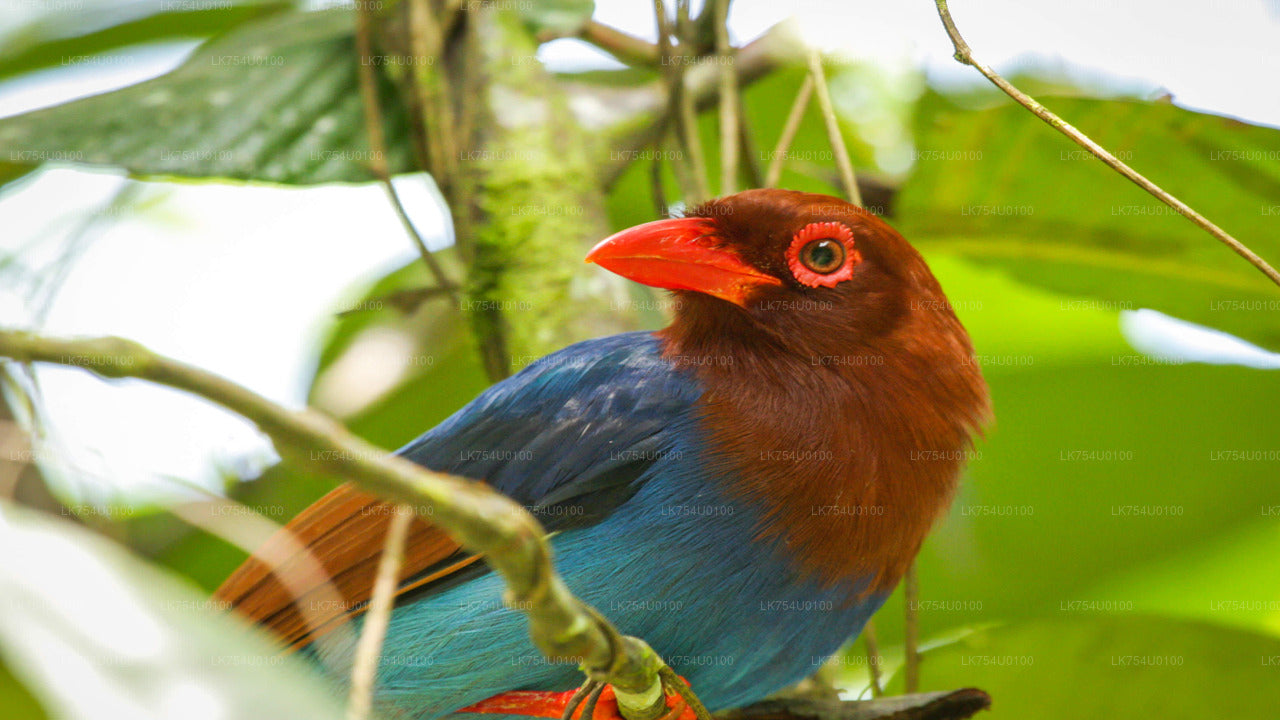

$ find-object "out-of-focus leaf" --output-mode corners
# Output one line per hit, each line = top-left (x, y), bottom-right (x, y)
(0, 657), (46, 720)
(880, 358), (1280, 639)
(0, 9), (416, 184)
(844, 254), (1280, 643)
(0, 162), (33, 190)
(518, 0), (594, 37)
(0, 1), (292, 81)
(899, 92), (1280, 348)
(1083, 518), (1280, 637)
(0, 501), (343, 720)
(899, 617), (1280, 719)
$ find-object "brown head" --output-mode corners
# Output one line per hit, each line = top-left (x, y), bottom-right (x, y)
(588, 189), (991, 593)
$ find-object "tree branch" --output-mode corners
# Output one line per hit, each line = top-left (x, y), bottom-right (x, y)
(721, 689), (991, 720)
(0, 329), (674, 720)
(596, 20), (804, 188)
(577, 20), (659, 65)
(354, 3), (460, 308)
(933, 0), (1280, 288)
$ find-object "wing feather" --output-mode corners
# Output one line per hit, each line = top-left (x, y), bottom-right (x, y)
(214, 332), (697, 649)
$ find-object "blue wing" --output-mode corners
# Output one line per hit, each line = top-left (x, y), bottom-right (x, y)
(396, 330), (700, 531)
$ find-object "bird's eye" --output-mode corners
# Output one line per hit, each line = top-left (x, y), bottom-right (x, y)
(787, 221), (860, 288)
(799, 238), (845, 274)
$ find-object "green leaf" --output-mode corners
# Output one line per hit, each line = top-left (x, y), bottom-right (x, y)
(899, 92), (1280, 349)
(0, 502), (343, 720)
(1083, 518), (1280, 637)
(900, 616), (1280, 719)
(0, 9), (416, 184)
(0, 1), (292, 81)
(851, 254), (1280, 642)
(518, 0), (594, 38)
(0, 658), (46, 720)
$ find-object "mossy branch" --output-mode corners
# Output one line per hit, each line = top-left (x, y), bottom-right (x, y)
(0, 329), (672, 720)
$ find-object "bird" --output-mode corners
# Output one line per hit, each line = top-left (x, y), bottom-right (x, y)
(215, 188), (991, 720)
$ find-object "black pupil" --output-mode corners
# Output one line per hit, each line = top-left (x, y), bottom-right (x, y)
(803, 239), (843, 272)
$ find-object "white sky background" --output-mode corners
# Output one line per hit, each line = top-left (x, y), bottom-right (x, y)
(0, 0), (1278, 502)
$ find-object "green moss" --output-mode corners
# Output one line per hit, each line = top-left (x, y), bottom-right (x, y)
(460, 10), (612, 372)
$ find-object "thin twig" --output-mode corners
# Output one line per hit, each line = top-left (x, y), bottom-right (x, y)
(862, 619), (883, 699)
(407, 0), (459, 187)
(903, 565), (920, 694)
(654, 0), (707, 202)
(0, 329), (677, 720)
(735, 93), (764, 189)
(765, 74), (813, 188)
(807, 50), (861, 207)
(598, 22), (801, 189)
(346, 505), (413, 720)
(650, 147), (669, 217)
(933, 0), (1280, 288)
(675, 0), (710, 200)
(713, 0), (737, 195)
(167, 495), (355, 667)
(354, 3), (460, 307)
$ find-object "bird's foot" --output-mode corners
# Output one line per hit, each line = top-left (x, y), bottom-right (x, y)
(459, 674), (698, 720)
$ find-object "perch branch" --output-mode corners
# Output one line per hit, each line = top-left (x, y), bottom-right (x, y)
(719, 689), (991, 720)
(933, 0), (1280, 288)
(0, 329), (675, 720)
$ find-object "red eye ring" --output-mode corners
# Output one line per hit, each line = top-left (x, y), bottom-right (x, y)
(786, 222), (860, 288)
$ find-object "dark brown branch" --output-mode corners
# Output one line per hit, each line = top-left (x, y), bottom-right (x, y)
(719, 689), (991, 720)
(578, 20), (659, 65)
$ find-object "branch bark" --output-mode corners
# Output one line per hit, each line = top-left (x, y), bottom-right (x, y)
(353, 2), (460, 308)
(595, 20), (804, 189)
(0, 329), (672, 720)
(721, 689), (990, 720)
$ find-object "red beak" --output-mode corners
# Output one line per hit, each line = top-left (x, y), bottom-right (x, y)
(585, 218), (781, 307)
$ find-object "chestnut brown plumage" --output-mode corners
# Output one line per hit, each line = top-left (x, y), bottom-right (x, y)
(216, 188), (991, 717)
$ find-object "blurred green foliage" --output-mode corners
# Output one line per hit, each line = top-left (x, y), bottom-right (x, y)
(0, 2), (1277, 719)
